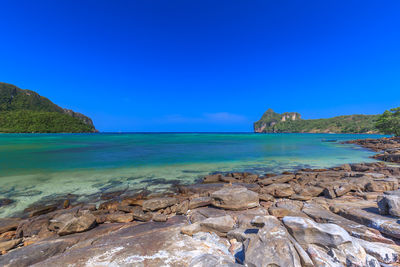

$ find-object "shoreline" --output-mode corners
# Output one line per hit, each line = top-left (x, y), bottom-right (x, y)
(1, 137), (400, 266)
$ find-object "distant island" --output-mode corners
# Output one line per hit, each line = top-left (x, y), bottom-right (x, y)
(0, 82), (96, 133)
(254, 109), (379, 134)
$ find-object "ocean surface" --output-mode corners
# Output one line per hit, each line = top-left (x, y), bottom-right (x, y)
(0, 133), (384, 217)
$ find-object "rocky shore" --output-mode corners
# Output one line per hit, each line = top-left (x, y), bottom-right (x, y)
(1, 137), (400, 266)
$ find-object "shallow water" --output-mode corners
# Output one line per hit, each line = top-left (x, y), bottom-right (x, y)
(0, 133), (384, 217)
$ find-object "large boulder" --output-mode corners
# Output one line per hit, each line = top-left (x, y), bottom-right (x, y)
(365, 178), (399, 192)
(200, 215), (235, 236)
(245, 216), (301, 267)
(142, 197), (178, 211)
(377, 194), (400, 217)
(210, 186), (259, 210)
(282, 216), (352, 248)
(48, 210), (97, 236)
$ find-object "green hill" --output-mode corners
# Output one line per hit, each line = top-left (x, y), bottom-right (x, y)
(0, 82), (96, 133)
(254, 109), (379, 134)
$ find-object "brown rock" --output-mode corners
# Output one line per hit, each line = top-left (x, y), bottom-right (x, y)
(262, 183), (295, 197)
(0, 238), (21, 252)
(366, 178), (399, 192)
(211, 186), (259, 210)
(189, 197), (212, 209)
(106, 213), (133, 223)
(176, 200), (189, 215)
(48, 210), (97, 236)
(26, 204), (58, 217)
(202, 174), (223, 183)
(0, 218), (20, 234)
(99, 200), (119, 210)
(152, 213), (167, 222)
(142, 197), (178, 211)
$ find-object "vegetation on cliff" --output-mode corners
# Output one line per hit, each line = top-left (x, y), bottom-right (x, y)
(0, 82), (96, 133)
(254, 109), (378, 134)
(376, 107), (400, 136)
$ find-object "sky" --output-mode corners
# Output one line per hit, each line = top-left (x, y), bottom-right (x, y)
(1, 0), (399, 132)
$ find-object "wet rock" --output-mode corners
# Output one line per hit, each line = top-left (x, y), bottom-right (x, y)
(0, 218), (20, 234)
(202, 174), (223, 183)
(200, 215), (235, 236)
(142, 197), (178, 211)
(189, 197), (212, 209)
(48, 210), (96, 236)
(25, 204), (58, 217)
(0, 238), (21, 252)
(106, 213), (133, 223)
(0, 198), (14, 208)
(283, 216), (352, 248)
(245, 216), (301, 267)
(377, 194), (400, 217)
(211, 186), (259, 210)
(261, 183), (295, 197)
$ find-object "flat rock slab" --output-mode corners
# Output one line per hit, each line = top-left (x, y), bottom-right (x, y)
(302, 203), (394, 244)
(25, 216), (235, 267)
(211, 186), (259, 210)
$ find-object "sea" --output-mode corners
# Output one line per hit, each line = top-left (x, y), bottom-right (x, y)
(0, 133), (385, 217)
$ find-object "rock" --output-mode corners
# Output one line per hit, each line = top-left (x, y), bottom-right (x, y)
(306, 244), (342, 267)
(0, 198), (14, 208)
(365, 254), (380, 267)
(0, 231), (15, 241)
(0, 218), (20, 234)
(290, 193), (312, 201)
(366, 178), (399, 192)
(142, 197), (178, 211)
(259, 174), (295, 185)
(26, 204), (58, 217)
(16, 216), (50, 238)
(333, 204), (400, 240)
(287, 234), (314, 267)
(245, 216), (301, 267)
(116, 205), (139, 213)
(377, 194), (400, 217)
(303, 203), (394, 244)
(189, 197), (212, 209)
(189, 253), (241, 267)
(227, 228), (255, 243)
(282, 216), (352, 248)
(152, 213), (168, 222)
(106, 213), (133, 223)
(202, 174), (223, 183)
(354, 238), (398, 264)
(181, 222), (203, 236)
(131, 207), (152, 222)
(261, 183), (295, 197)
(98, 200), (119, 210)
(48, 210), (96, 236)
(268, 207), (291, 218)
(200, 215), (235, 236)
(323, 187), (336, 199)
(176, 200), (189, 215)
(334, 184), (352, 197)
(210, 186), (259, 210)
(0, 238), (21, 252)
(258, 193), (274, 202)
(120, 198), (144, 206)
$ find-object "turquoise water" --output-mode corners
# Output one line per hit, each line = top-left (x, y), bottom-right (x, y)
(0, 133), (383, 217)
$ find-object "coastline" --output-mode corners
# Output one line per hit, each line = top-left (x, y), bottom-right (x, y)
(1, 137), (400, 266)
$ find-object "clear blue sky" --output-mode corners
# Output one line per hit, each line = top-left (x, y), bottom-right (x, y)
(1, 0), (399, 132)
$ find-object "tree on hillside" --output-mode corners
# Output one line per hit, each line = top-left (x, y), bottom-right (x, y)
(376, 107), (400, 136)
